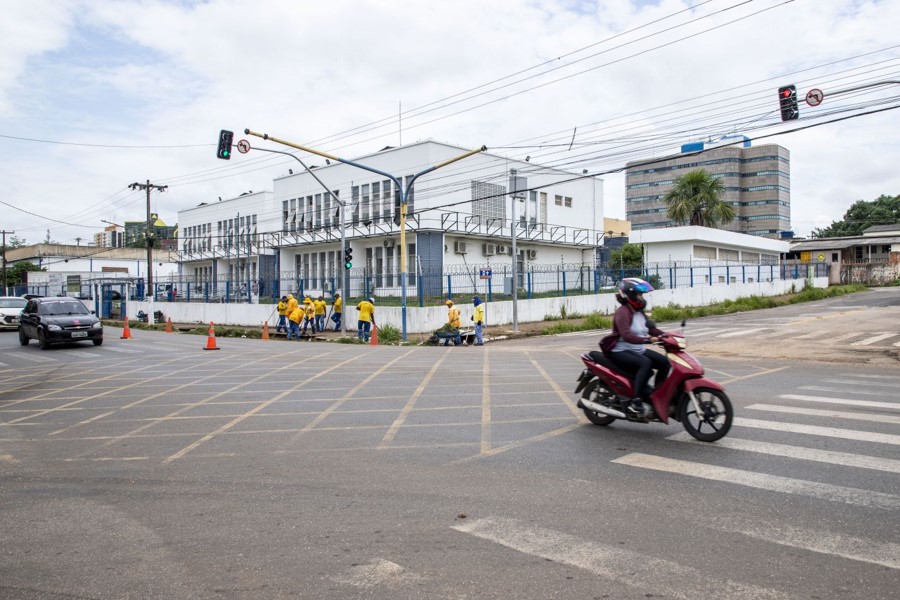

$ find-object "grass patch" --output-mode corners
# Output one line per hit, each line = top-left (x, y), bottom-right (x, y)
(375, 323), (402, 344)
(651, 284), (868, 322)
(543, 312), (613, 334)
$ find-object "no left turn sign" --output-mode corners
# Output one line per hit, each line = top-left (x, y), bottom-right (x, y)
(236, 139), (251, 154)
(806, 88), (824, 107)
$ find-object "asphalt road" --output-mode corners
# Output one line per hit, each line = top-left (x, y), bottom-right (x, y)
(0, 287), (898, 599)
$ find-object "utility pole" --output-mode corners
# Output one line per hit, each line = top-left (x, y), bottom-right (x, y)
(1, 230), (14, 295)
(128, 180), (167, 300)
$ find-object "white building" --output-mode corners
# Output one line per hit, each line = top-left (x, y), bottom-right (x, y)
(5, 244), (179, 298)
(630, 226), (790, 287)
(178, 140), (604, 299)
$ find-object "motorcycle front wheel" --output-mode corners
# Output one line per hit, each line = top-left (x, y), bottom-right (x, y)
(680, 387), (733, 442)
(581, 380), (617, 426)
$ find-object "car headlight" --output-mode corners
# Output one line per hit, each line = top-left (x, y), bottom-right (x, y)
(91, 321), (102, 329)
(47, 324), (62, 331)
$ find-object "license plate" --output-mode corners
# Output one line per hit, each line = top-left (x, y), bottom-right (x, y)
(71, 331), (88, 338)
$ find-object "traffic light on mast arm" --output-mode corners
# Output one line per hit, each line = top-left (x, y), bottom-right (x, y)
(217, 129), (234, 159)
(778, 85), (799, 122)
(344, 245), (353, 270)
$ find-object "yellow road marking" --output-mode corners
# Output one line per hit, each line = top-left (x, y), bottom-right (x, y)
(481, 347), (491, 454)
(288, 349), (417, 445)
(378, 352), (448, 448)
(78, 348), (324, 458)
(165, 352), (361, 463)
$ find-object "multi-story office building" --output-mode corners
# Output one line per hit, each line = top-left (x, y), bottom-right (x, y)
(178, 140), (604, 299)
(625, 138), (791, 239)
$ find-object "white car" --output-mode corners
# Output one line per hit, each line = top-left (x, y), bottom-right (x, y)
(0, 296), (28, 330)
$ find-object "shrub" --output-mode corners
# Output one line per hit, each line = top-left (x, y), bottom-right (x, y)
(376, 323), (402, 344)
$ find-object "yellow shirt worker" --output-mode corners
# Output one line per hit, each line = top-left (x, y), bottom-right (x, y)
(356, 297), (375, 342)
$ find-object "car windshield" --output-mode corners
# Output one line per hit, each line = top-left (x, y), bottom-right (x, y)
(38, 302), (90, 316)
(0, 298), (27, 309)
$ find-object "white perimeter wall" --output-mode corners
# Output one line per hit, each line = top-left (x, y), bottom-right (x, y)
(129, 276), (828, 333)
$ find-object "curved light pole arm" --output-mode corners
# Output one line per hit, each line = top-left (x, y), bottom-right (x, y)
(244, 127), (487, 340)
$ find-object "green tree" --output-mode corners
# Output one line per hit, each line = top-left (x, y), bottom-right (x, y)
(664, 169), (735, 227)
(812, 194), (900, 238)
(608, 243), (643, 268)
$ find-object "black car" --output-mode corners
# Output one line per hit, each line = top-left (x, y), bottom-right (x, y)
(18, 297), (103, 349)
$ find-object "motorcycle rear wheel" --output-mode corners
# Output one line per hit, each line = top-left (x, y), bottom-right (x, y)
(581, 380), (617, 426)
(680, 387), (733, 442)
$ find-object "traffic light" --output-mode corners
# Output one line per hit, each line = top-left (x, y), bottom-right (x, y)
(778, 85), (799, 122)
(217, 129), (234, 159)
(344, 245), (353, 269)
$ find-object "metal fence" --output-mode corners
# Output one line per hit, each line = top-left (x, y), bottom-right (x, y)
(13, 260), (831, 306)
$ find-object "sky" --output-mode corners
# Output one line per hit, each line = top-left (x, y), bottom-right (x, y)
(1, 0), (898, 245)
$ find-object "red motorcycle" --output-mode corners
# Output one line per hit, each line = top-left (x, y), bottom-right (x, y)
(574, 327), (733, 442)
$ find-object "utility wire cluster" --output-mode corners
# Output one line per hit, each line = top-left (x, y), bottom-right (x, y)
(4, 0), (899, 241)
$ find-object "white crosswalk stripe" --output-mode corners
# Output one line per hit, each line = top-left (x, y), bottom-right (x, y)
(452, 517), (793, 599)
(733, 417), (900, 445)
(747, 403), (900, 425)
(612, 453), (900, 509)
(781, 393), (900, 410)
(102, 346), (144, 353)
(850, 332), (899, 346)
(787, 330), (832, 340)
(668, 432), (900, 474)
(716, 327), (768, 338)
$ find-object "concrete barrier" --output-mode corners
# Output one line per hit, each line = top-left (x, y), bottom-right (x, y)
(128, 277), (828, 334)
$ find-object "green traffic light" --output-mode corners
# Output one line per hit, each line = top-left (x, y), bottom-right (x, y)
(345, 261), (352, 269)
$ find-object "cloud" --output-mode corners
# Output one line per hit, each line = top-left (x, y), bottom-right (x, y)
(0, 0), (898, 243)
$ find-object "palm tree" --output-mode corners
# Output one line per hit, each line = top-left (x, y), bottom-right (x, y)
(663, 169), (735, 228)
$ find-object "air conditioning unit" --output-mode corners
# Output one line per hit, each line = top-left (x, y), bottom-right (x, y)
(454, 241), (468, 254)
(383, 239), (396, 248)
(482, 243), (496, 256)
(526, 249), (538, 260)
(496, 244), (509, 255)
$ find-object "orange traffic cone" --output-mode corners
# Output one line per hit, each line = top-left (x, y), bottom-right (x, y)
(121, 318), (132, 340)
(165, 317), (173, 333)
(370, 324), (378, 346)
(261, 321), (270, 340)
(203, 322), (220, 350)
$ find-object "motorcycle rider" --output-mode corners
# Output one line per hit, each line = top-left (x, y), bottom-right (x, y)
(608, 277), (670, 416)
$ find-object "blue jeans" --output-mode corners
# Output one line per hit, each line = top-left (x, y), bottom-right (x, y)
(475, 321), (483, 345)
(358, 320), (371, 342)
(276, 314), (287, 332)
(287, 321), (300, 339)
(301, 318), (314, 336)
(333, 312), (342, 331)
(315, 315), (325, 332)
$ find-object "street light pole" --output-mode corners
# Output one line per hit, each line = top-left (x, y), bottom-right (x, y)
(243, 129), (486, 341)
(248, 145), (350, 332)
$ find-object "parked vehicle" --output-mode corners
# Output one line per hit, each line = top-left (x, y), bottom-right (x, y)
(0, 296), (28, 330)
(574, 325), (733, 442)
(18, 297), (103, 349)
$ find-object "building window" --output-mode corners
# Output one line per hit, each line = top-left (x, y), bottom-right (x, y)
(471, 181), (506, 221)
(564, 196), (572, 208)
(555, 194), (563, 206)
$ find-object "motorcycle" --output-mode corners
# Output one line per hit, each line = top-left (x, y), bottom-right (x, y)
(574, 324), (733, 442)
